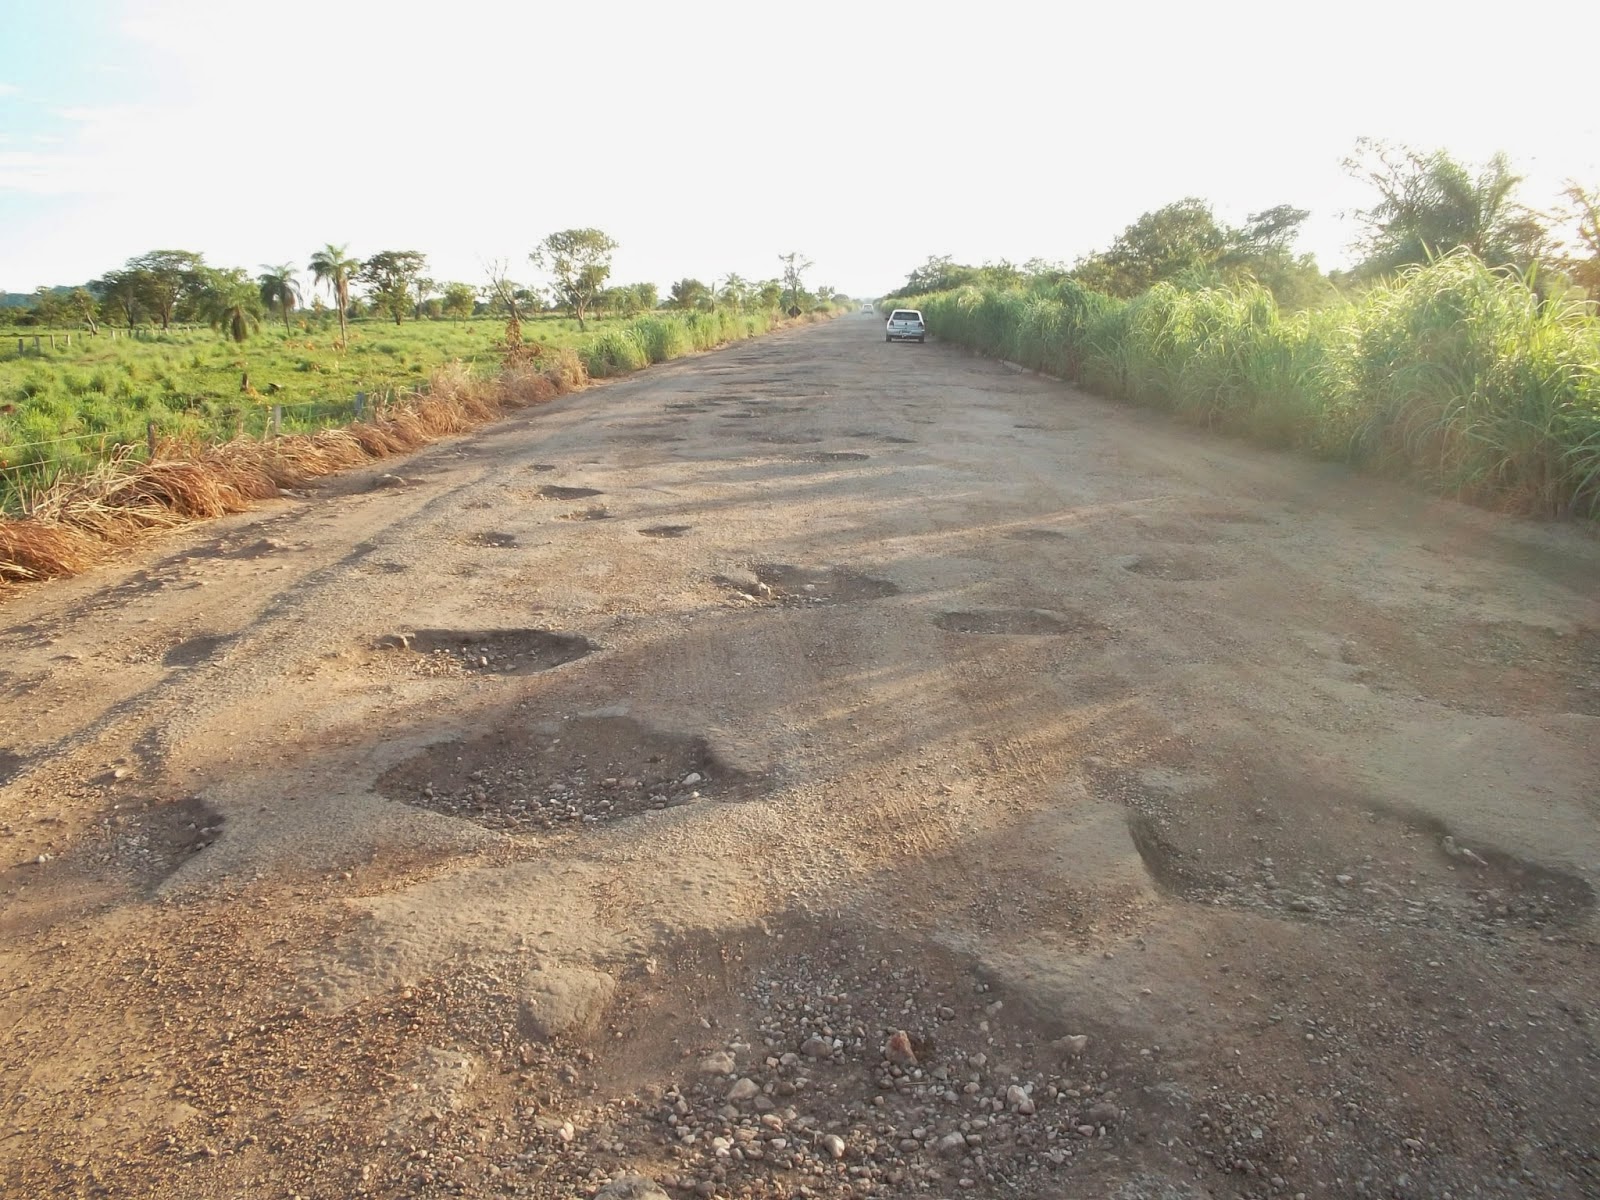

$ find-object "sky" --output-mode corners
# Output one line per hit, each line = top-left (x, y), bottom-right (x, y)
(2, 0), (1597, 298)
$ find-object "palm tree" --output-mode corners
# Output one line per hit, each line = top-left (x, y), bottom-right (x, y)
(201, 271), (264, 344)
(258, 264), (302, 335)
(309, 242), (359, 347)
(719, 273), (750, 309)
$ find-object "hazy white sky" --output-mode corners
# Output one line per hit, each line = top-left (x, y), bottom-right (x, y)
(2, 0), (1596, 297)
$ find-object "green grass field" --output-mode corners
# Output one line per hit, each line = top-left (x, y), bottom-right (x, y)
(0, 313), (688, 504)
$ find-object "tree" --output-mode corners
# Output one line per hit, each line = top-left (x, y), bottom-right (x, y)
(258, 263), (302, 334)
(530, 228), (617, 330)
(308, 243), (360, 346)
(778, 251), (812, 314)
(92, 269), (144, 327)
(123, 250), (206, 329)
(1557, 181), (1600, 299)
(719, 273), (749, 308)
(755, 280), (783, 310)
(896, 255), (980, 296)
(413, 274), (435, 320)
(1344, 139), (1550, 276)
(1072, 199), (1230, 297)
(668, 278), (711, 310)
(631, 281), (659, 312)
(68, 287), (99, 335)
(441, 281), (477, 322)
(359, 250), (428, 325)
(31, 287), (66, 328)
(199, 269), (264, 344)
(484, 260), (540, 366)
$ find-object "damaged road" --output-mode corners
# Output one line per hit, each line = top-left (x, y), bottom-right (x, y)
(1, 314), (1598, 1199)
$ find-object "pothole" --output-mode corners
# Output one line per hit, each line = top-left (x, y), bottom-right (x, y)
(467, 531), (519, 549)
(376, 629), (596, 677)
(102, 794), (225, 884)
(1191, 508), (1273, 525)
(724, 564), (900, 606)
(535, 485), (603, 500)
(559, 507), (611, 522)
(790, 451), (870, 464)
(1122, 554), (1230, 582)
(432, 918), (1132, 1200)
(0, 748), (25, 786)
(639, 525), (692, 539)
(1004, 529), (1069, 542)
(729, 432), (823, 445)
(934, 609), (1098, 636)
(376, 714), (763, 832)
(721, 410), (762, 419)
(528, 464), (558, 473)
(665, 402), (707, 412)
(164, 634), (231, 667)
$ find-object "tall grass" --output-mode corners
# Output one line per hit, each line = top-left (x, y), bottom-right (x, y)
(919, 252), (1600, 517)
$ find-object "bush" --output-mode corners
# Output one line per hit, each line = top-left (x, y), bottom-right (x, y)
(918, 252), (1600, 516)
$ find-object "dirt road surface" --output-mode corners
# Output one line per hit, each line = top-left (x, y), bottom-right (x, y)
(3, 315), (1598, 1200)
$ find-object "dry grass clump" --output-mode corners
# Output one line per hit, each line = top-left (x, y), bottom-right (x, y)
(0, 353), (584, 587)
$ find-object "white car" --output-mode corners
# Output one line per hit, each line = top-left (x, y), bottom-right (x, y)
(860, 302), (874, 313)
(885, 309), (926, 344)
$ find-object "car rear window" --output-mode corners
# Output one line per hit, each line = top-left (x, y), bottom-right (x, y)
(890, 311), (922, 321)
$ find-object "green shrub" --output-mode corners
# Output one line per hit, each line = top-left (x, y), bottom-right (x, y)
(919, 251), (1600, 516)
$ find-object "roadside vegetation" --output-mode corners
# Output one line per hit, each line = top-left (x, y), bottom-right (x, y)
(884, 144), (1600, 517)
(1, 235), (850, 583)
(1, 234), (851, 512)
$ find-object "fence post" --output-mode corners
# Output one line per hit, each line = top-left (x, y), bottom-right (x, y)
(271, 405), (282, 437)
(33, 336), (40, 352)
(354, 391), (366, 417)
(49, 334), (55, 350)
(146, 421), (157, 459)
(15, 339), (21, 354)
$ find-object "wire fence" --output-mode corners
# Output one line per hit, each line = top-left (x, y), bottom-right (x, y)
(0, 387), (408, 504)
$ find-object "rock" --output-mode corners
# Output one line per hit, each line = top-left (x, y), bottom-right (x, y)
(1335, 874), (1354, 887)
(1086, 1101), (1118, 1125)
(1053, 1034), (1089, 1057)
(682, 772), (704, 786)
(800, 1035), (832, 1058)
(595, 1179), (669, 1200)
(727, 1078), (760, 1102)
(1005, 1085), (1035, 1115)
(885, 1030), (918, 1067)
(937, 1131), (968, 1155)
(699, 1050), (736, 1074)
(517, 964), (617, 1042)
(821, 1133), (846, 1159)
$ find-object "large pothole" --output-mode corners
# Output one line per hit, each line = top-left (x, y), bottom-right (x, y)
(934, 609), (1099, 636)
(400, 918), (1144, 1200)
(376, 714), (762, 832)
(788, 451), (870, 464)
(723, 564), (901, 607)
(164, 634), (231, 667)
(1122, 553), (1231, 582)
(100, 794), (226, 885)
(376, 629), (596, 677)
(0, 748), (25, 786)
(535, 485), (604, 501)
